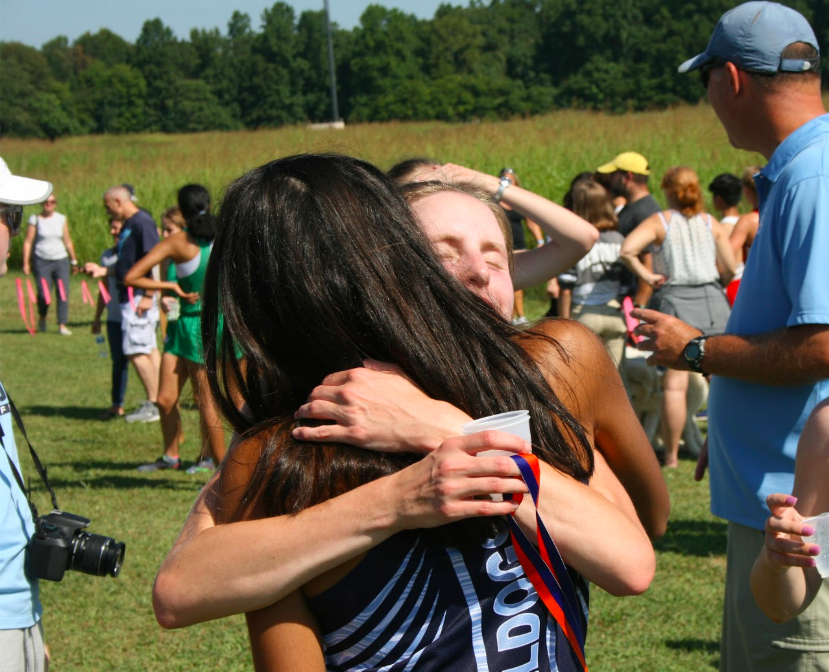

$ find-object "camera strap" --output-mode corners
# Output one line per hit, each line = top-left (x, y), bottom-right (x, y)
(0, 392), (60, 520)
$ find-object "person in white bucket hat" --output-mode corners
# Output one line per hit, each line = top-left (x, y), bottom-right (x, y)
(0, 157), (52, 672)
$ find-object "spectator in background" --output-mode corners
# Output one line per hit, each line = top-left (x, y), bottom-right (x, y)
(497, 168), (545, 326)
(21, 190), (78, 335)
(387, 157), (441, 184)
(708, 173), (742, 236)
(726, 166), (763, 305)
(103, 185), (161, 424)
(91, 218), (130, 420)
(558, 180), (627, 369)
(621, 166), (736, 467)
(635, 3), (829, 668)
(158, 207), (186, 343)
(597, 152), (661, 308)
(0, 156), (52, 672)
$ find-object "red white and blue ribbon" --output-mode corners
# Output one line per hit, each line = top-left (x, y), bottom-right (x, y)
(505, 454), (589, 672)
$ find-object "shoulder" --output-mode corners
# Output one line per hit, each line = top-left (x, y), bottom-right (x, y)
(519, 318), (617, 413)
(28, 214), (37, 225)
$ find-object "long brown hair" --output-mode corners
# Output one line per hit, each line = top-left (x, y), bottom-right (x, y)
(202, 154), (592, 524)
(571, 180), (618, 231)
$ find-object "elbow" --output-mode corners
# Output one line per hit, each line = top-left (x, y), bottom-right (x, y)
(645, 515), (669, 542)
(601, 541), (656, 597)
(582, 227), (600, 251)
(152, 569), (191, 630)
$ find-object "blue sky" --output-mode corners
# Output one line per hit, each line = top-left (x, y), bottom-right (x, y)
(0, 0), (461, 48)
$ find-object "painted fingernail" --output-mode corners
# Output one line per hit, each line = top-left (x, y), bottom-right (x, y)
(809, 545), (821, 555)
(785, 496), (797, 506)
(807, 559), (817, 567)
(802, 525), (816, 537)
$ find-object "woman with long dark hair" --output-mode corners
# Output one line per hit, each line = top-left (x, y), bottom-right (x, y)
(125, 185), (225, 473)
(184, 154), (656, 670)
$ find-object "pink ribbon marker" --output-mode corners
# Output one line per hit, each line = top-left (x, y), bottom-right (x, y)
(81, 280), (95, 305)
(40, 277), (52, 305)
(622, 296), (644, 344)
(16, 278), (35, 336)
(57, 278), (67, 303)
(26, 279), (36, 329)
(98, 281), (111, 305)
(127, 286), (136, 311)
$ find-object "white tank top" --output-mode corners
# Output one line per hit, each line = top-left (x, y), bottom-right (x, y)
(29, 213), (68, 261)
(652, 211), (719, 286)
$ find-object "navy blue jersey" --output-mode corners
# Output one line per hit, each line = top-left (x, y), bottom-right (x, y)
(306, 522), (589, 671)
(114, 208), (159, 303)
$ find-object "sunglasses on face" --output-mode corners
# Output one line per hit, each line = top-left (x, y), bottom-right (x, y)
(0, 204), (24, 236)
(699, 61), (726, 89)
(45, 199), (57, 205)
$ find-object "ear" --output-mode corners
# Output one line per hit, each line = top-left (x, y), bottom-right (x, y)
(724, 62), (743, 98)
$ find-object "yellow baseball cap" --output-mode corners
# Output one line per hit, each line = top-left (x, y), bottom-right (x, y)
(596, 152), (650, 176)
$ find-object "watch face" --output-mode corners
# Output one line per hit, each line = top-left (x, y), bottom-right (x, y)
(685, 342), (701, 360)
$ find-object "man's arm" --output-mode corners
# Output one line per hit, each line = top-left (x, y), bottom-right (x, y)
(632, 308), (829, 386)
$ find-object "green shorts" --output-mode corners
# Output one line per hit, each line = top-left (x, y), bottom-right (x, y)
(721, 522), (829, 671)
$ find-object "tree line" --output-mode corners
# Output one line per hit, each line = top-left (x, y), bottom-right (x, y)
(2, 0), (825, 139)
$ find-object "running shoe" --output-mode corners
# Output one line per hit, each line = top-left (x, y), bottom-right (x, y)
(125, 400), (160, 424)
(38, 317), (47, 332)
(138, 455), (181, 472)
(59, 325), (72, 336)
(185, 458), (216, 475)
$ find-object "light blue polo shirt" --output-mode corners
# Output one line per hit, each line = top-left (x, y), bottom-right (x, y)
(707, 114), (829, 531)
(0, 380), (42, 629)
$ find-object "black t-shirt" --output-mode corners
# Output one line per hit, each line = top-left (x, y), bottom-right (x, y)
(617, 194), (661, 237)
(114, 208), (159, 303)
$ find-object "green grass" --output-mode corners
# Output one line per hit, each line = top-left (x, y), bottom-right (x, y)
(0, 107), (736, 669)
(1, 272), (725, 671)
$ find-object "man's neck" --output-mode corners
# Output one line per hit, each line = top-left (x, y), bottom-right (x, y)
(122, 203), (140, 220)
(722, 206), (740, 219)
(754, 87), (827, 160)
(625, 183), (651, 204)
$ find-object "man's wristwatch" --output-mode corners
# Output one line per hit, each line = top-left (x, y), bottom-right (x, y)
(683, 335), (713, 374)
(493, 177), (512, 203)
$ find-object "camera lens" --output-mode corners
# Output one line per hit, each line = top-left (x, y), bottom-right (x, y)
(70, 532), (126, 577)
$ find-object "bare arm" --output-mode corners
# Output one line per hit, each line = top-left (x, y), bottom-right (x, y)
(246, 590), (326, 672)
(525, 217), (544, 245)
(437, 163), (599, 289)
(124, 234), (197, 302)
(750, 399), (829, 622)
(91, 290), (106, 333)
(620, 214), (666, 289)
(62, 219), (78, 264)
(711, 218), (737, 285)
(22, 221), (36, 275)
(730, 211), (759, 263)
(557, 287), (572, 318)
(153, 431), (530, 628)
(632, 309), (829, 385)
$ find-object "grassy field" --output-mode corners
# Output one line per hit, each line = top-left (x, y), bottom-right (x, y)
(0, 105), (742, 670)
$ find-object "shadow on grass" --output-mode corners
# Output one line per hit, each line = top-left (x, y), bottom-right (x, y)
(665, 639), (719, 667)
(656, 519), (727, 557)
(29, 475), (203, 491)
(21, 405), (102, 421)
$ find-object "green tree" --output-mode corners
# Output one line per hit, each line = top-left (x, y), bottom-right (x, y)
(75, 61), (148, 133)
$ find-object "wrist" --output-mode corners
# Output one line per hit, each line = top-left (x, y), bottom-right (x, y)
(71, 259), (78, 266)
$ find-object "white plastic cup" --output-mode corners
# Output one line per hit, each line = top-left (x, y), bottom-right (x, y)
(802, 512), (829, 579)
(462, 411), (532, 502)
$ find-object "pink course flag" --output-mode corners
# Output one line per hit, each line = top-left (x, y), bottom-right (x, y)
(16, 278), (35, 336)
(98, 281), (111, 305)
(57, 278), (67, 303)
(40, 277), (51, 305)
(622, 296), (644, 344)
(127, 286), (136, 311)
(81, 280), (95, 305)
(25, 279), (37, 329)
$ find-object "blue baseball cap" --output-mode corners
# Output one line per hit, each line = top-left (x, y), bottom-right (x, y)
(678, 1), (819, 74)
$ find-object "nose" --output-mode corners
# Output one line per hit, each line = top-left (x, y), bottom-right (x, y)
(461, 253), (490, 295)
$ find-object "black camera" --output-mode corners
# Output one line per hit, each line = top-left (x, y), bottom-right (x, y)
(26, 510), (125, 582)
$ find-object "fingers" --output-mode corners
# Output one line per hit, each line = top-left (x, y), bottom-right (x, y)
(440, 430), (531, 456)
(630, 308), (661, 323)
(694, 452), (708, 482)
(292, 422), (355, 445)
(766, 493), (798, 517)
(362, 358), (404, 375)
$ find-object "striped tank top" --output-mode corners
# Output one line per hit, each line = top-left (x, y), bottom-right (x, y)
(652, 210), (719, 286)
(306, 522), (589, 671)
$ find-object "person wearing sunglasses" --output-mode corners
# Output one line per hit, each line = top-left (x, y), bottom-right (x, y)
(21, 191), (78, 335)
(0, 156), (52, 672)
(633, 3), (829, 670)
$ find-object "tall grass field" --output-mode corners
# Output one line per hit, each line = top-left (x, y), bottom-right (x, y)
(1, 103), (754, 670)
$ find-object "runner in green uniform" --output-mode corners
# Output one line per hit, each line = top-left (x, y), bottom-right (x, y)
(124, 185), (225, 474)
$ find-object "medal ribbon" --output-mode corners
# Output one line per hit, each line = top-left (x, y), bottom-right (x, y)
(505, 453), (588, 671)
(16, 279), (35, 336)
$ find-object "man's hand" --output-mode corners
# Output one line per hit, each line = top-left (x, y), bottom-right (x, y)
(631, 308), (702, 369)
(293, 359), (472, 453)
(83, 262), (108, 279)
(91, 318), (102, 335)
(136, 295), (153, 317)
(23, 262), (31, 276)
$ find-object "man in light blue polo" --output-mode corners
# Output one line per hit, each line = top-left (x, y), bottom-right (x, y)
(630, 3), (829, 670)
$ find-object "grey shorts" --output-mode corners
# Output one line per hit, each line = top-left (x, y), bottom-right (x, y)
(121, 300), (159, 356)
(721, 522), (829, 671)
(0, 621), (47, 672)
(649, 283), (731, 334)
